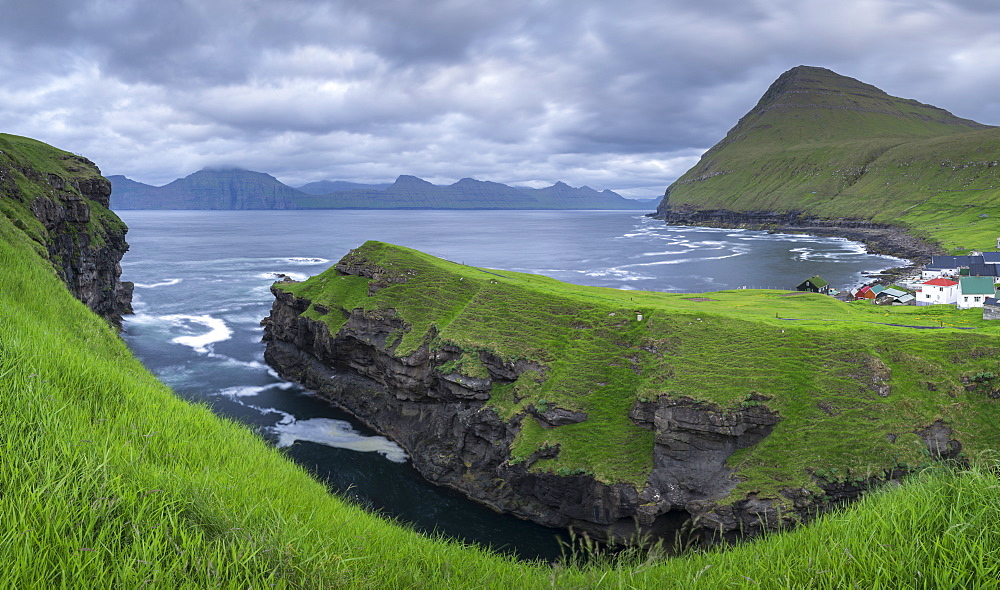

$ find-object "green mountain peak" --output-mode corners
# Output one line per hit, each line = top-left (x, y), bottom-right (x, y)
(657, 65), (1000, 251)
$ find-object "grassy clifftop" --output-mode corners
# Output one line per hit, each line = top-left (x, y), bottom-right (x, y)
(658, 66), (1000, 252)
(0, 133), (122, 259)
(280, 241), (1000, 501)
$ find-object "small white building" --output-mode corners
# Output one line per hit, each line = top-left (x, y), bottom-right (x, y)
(957, 276), (998, 310)
(917, 278), (959, 306)
(921, 266), (950, 280)
(984, 297), (1000, 320)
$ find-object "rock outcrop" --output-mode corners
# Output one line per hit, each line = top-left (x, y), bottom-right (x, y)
(0, 136), (132, 325)
(262, 265), (881, 546)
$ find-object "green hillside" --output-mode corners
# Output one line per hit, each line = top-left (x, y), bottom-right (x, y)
(279, 241), (1000, 502)
(6, 135), (1000, 586)
(657, 66), (1000, 252)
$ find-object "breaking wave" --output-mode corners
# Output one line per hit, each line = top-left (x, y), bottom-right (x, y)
(159, 314), (233, 353)
(272, 417), (409, 463)
(134, 278), (182, 288)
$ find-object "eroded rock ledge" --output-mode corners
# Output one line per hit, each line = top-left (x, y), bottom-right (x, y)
(259, 261), (950, 547)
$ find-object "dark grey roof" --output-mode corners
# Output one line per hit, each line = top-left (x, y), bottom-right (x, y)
(985, 297), (1000, 307)
(983, 252), (1000, 264)
(930, 255), (984, 268)
(968, 263), (1000, 277)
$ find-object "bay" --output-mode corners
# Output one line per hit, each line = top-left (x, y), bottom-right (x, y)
(117, 209), (904, 561)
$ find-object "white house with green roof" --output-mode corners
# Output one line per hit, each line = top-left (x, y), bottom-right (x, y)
(957, 276), (998, 309)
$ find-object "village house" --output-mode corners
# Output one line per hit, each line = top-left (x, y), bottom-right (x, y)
(921, 255), (982, 280)
(796, 275), (830, 294)
(854, 284), (884, 301)
(966, 261), (1000, 279)
(957, 276), (998, 310)
(876, 287), (913, 305)
(984, 297), (1000, 320)
(917, 278), (959, 306)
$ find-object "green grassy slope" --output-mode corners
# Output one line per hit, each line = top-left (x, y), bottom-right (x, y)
(281, 241), (1000, 500)
(5, 138), (1000, 586)
(660, 66), (1000, 252)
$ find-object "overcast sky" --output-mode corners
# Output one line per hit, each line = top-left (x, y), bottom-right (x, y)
(2, 0), (999, 196)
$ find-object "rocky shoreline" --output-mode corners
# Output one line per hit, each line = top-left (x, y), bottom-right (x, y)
(650, 207), (943, 286)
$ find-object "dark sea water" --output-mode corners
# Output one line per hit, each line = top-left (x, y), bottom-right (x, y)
(117, 209), (905, 561)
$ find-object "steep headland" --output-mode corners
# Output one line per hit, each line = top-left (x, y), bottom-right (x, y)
(263, 240), (1000, 545)
(654, 66), (1000, 254)
(108, 168), (301, 210)
(0, 133), (132, 324)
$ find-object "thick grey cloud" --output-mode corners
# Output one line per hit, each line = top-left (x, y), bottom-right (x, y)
(1, 0), (999, 196)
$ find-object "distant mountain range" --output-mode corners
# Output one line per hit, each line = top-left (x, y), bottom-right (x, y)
(108, 170), (657, 211)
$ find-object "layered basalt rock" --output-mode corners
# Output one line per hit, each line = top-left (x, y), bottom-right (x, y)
(261, 264), (886, 546)
(0, 147), (133, 325)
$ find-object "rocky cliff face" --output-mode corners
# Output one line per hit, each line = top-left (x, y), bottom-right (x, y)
(261, 269), (893, 546)
(0, 136), (132, 325)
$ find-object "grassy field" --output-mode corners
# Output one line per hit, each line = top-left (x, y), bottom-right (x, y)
(280, 241), (1000, 502)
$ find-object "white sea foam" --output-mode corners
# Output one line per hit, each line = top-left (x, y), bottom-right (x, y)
(134, 278), (183, 289)
(273, 418), (409, 463)
(161, 314), (232, 353)
(790, 247), (815, 261)
(206, 354), (269, 371)
(584, 268), (655, 281)
(639, 250), (693, 257)
(613, 250), (749, 269)
(217, 385), (273, 398)
(256, 271), (309, 281)
(284, 257), (330, 265)
(214, 381), (295, 398)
